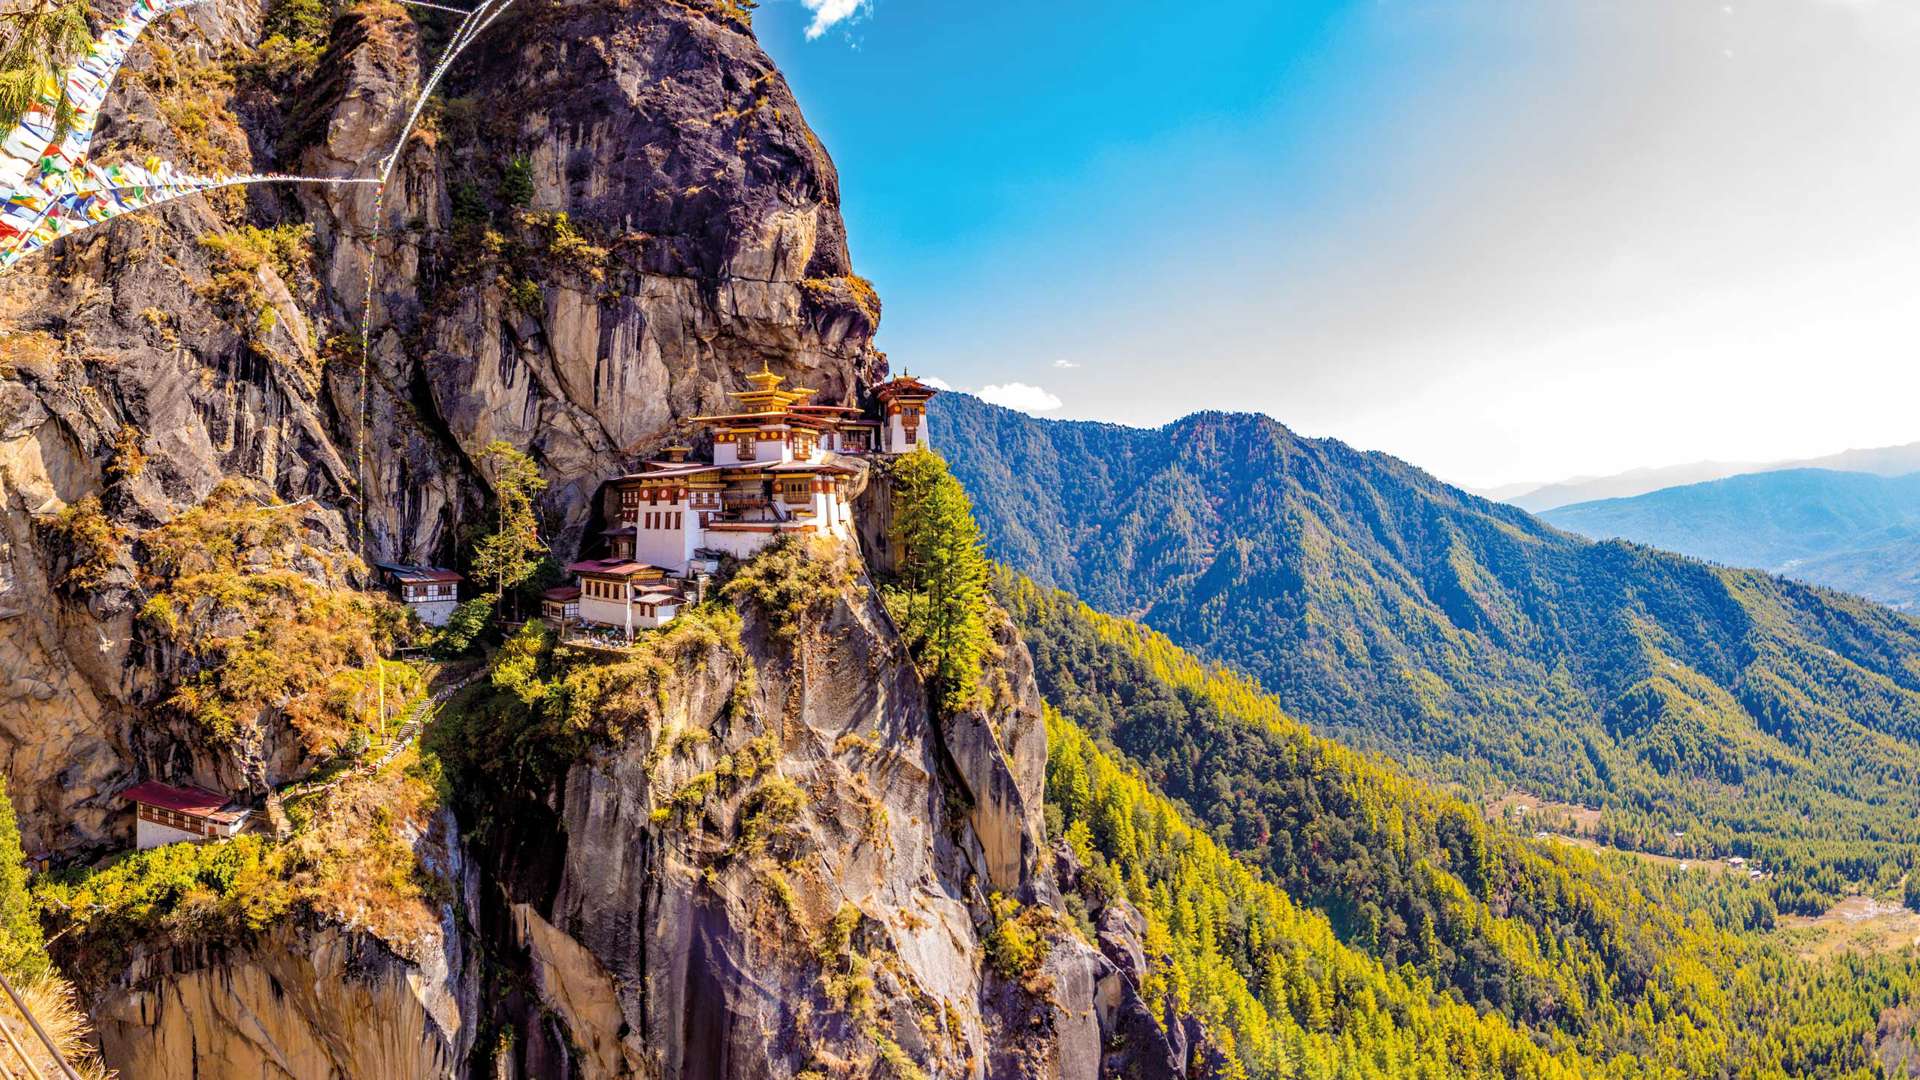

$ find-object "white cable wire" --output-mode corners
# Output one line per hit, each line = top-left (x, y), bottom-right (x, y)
(354, 0), (514, 541)
(378, 0), (513, 183)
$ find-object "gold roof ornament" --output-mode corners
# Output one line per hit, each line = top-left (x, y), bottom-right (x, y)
(719, 360), (819, 417)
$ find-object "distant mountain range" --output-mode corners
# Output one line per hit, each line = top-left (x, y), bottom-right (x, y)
(1487, 442), (1920, 512)
(1543, 469), (1920, 610)
(931, 391), (1920, 904)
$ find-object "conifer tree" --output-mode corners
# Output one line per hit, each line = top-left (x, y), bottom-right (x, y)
(0, 0), (91, 133)
(887, 449), (992, 710)
(471, 441), (548, 617)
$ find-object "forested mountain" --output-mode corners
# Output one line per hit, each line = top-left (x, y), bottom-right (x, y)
(1544, 469), (1920, 610)
(935, 392), (1920, 907)
(1019, 570), (1920, 1076)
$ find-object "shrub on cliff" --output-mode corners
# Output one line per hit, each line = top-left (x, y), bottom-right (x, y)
(721, 535), (858, 641)
(40, 496), (125, 592)
(0, 780), (46, 984)
(136, 482), (419, 754)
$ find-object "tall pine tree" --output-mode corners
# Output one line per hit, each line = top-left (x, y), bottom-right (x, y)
(471, 442), (548, 618)
(887, 449), (992, 710)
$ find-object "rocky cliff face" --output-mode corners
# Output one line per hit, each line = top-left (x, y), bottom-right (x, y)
(0, 0), (1183, 1076)
(90, 909), (478, 1078)
(0, 0), (879, 852)
(472, 547), (1107, 1078)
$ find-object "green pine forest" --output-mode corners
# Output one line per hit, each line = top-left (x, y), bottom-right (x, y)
(1016, 571), (1920, 1077)
(933, 393), (1920, 914)
(873, 446), (1920, 1076)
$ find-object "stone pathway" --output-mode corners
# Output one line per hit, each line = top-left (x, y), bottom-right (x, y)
(281, 664), (483, 804)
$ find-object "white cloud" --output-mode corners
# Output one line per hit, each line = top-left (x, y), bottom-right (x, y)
(1052, 359), (1081, 369)
(976, 382), (1064, 414)
(801, 0), (867, 39)
(917, 375), (954, 391)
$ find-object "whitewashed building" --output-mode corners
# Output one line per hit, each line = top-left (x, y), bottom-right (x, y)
(374, 563), (464, 627)
(121, 781), (250, 849)
(566, 558), (686, 641)
(539, 585), (580, 630)
(873, 375), (937, 454)
(565, 367), (938, 641)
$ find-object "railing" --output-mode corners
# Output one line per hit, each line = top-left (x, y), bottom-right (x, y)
(0, 969), (82, 1080)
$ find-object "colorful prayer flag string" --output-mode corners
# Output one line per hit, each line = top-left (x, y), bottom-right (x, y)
(0, 0), (376, 272)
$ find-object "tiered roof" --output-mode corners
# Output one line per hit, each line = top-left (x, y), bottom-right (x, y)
(691, 362), (827, 427)
(872, 374), (938, 402)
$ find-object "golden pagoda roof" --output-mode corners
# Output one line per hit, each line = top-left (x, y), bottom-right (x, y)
(729, 362), (817, 413)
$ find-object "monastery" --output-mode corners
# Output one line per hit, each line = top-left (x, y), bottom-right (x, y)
(550, 369), (937, 642)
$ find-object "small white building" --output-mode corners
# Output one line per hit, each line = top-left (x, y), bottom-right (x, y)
(539, 585), (580, 631)
(567, 558), (686, 641)
(374, 563), (464, 627)
(121, 781), (249, 849)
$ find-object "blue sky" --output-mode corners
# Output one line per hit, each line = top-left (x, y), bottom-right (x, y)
(753, 1), (1920, 488)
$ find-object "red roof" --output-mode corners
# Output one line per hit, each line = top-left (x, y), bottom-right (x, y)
(120, 781), (234, 818)
(567, 559), (660, 578)
(542, 585), (581, 601)
(873, 376), (938, 399)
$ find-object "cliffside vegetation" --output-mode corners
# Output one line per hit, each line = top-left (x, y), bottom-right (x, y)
(879, 449), (993, 711)
(1021, 570), (1920, 1075)
(937, 394), (1920, 914)
(424, 600), (756, 827)
(34, 741), (455, 983)
(469, 441), (549, 615)
(132, 480), (422, 757)
(0, 780), (113, 1079)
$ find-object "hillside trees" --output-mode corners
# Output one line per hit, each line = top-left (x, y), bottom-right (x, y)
(1020, 570), (1920, 1075)
(936, 393), (1920, 907)
(884, 449), (992, 710)
(0, 781), (45, 984)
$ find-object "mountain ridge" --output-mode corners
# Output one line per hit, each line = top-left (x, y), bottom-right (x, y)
(1544, 468), (1920, 610)
(933, 390), (1920, 910)
(1485, 442), (1920, 512)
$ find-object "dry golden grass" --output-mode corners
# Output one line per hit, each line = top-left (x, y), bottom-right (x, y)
(0, 972), (114, 1079)
(1774, 895), (1920, 961)
(286, 746), (448, 954)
